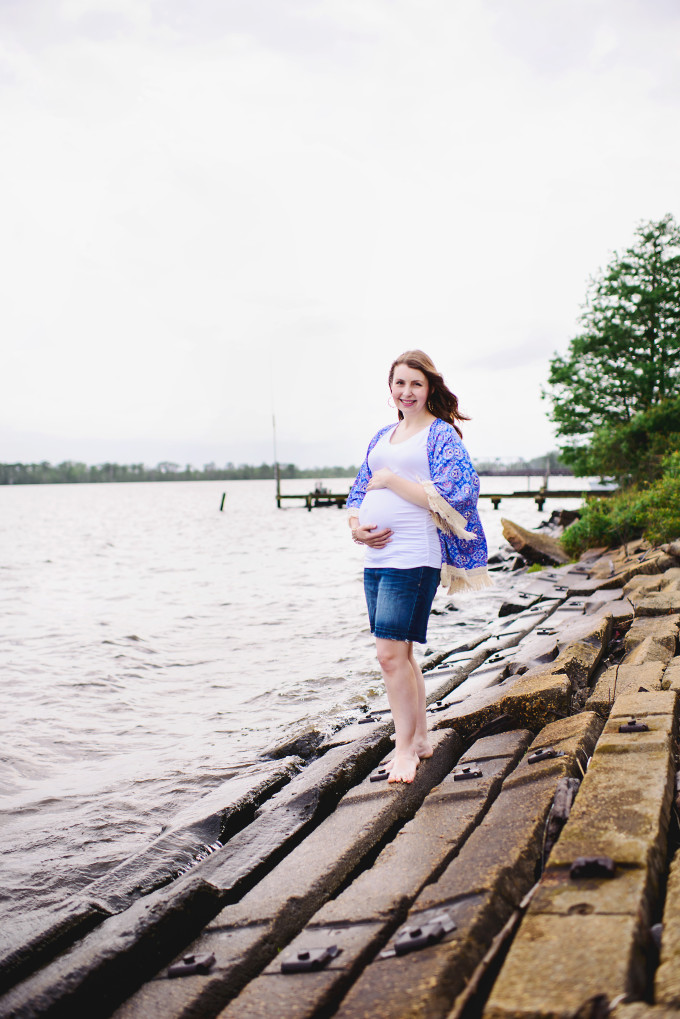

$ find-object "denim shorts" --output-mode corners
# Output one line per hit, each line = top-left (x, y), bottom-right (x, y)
(363, 566), (441, 644)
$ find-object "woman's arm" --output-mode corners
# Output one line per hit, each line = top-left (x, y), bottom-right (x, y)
(423, 421), (480, 539)
(346, 426), (390, 511)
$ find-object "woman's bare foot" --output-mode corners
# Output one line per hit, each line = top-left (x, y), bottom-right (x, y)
(387, 749), (419, 783)
(413, 738), (433, 760)
(382, 738), (432, 772)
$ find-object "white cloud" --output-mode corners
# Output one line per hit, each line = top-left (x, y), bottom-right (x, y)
(2, 0), (680, 466)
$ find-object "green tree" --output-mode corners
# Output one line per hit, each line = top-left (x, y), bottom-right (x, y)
(545, 214), (680, 476)
(582, 395), (680, 485)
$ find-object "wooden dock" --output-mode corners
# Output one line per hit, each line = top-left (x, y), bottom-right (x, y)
(274, 467), (615, 513)
(480, 488), (615, 511)
(277, 490), (348, 511)
(275, 473), (347, 511)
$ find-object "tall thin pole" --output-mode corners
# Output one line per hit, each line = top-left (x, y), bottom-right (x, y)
(273, 414), (281, 508)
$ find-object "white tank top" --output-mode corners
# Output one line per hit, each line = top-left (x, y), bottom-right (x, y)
(358, 425), (442, 570)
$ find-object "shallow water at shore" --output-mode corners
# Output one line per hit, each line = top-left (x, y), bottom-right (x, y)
(0, 477), (587, 947)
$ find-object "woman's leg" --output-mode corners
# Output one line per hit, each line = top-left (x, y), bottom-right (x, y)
(383, 646), (433, 766)
(408, 645), (433, 759)
(375, 637), (420, 783)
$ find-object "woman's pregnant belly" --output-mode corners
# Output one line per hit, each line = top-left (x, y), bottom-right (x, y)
(358, 489), (412, 533)
(358, 490), (441, 568)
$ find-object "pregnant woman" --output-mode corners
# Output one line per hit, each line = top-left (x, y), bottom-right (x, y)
(347, 350), (490, 783)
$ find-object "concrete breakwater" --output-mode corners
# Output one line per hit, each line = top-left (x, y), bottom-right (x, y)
(2, 538), (680, 1018)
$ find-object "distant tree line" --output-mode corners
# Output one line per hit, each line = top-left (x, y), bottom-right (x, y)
(0, 461), (360, 485)
(1, 452), (571, 486)
(474, 451), (572, 476)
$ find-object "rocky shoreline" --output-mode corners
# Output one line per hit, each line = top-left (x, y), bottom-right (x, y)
(2, 531), (680, 1018)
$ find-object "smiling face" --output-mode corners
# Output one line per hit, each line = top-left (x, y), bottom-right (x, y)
(390, 363), (430, 417)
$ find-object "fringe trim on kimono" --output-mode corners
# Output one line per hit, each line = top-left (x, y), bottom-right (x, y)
(441, 564), (493, 594)
(421, 481), (476, 540)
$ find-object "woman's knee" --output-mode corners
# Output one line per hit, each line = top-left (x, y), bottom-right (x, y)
(376, 638), (409, 672)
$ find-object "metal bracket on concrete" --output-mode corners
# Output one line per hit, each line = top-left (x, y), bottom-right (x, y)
(427, 700), (451, 714)
(370, 765), (390, 782)
(618, 719), (649, 733)
(168, 953), (216, 978)
(453, 765), (483, 781)
(569, 856), (616, 880)
(381, 913), (457, 958)
(280, 945), (340, 973)
(528, 747), (565, 764)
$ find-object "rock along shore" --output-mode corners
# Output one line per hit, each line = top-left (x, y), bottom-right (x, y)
(3, 536), (680, 1019)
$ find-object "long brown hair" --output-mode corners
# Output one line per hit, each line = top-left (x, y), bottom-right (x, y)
(388, 350), (470, 438)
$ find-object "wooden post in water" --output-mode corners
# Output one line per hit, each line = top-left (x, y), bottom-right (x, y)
(273, 413), (282, 509)
(219, 492), (226, 512)
(543, 453), (551, 492)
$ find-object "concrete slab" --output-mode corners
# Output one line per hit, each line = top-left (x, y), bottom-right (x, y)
(612, 1006), (680, 1019)
(318, 730), (534, 928)
(624, 616), (680, 663)
(0, 876), (222, 1019)
(104, 730), (463, 1019)
(86, 756), (304, 915)
(624, 574), (665, 596)
(631, 592), (680, 616)
(0, 902), (112, 998)
(331, 714), (602, 1019)
(529, 866), (649, 918)
(624, 638), (676, 667)
(586, 663), (666, 717)
(499, 672), (572, 729)
(662, 656), (680, 691)
(0, 757), (303, 992)
(211, 731), (533, 1019)
(317, 718), (389, 750)
(0, 727), (436, 1019)
(484, 913), (645, 1019)
(609, 598), (636, 626)
(335, 895), (509, 1019)
(608, 690), (678, 719)
(432, 661), (586, 740)
(656, 850), (680, 1006)
(485, 690), (676, 1019)
(215, 921), (387, 1019)
(548, 738), (675, 872)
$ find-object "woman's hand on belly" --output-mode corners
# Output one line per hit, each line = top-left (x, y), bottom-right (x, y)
(367, 468), (429, 509)
(354, 523), (393, 548)
(366, 468), (393, 491)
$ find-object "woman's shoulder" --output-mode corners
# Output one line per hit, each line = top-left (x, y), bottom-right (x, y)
(428, 418), (461, 443)
(427, 419), (475, 467)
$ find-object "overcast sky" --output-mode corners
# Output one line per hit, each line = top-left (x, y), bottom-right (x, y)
(2, 0), (679, 469)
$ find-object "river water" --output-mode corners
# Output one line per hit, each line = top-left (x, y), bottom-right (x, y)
(0, 476), (588, 950)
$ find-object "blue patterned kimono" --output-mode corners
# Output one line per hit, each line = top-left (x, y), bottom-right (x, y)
(347, 418), (490, 594)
